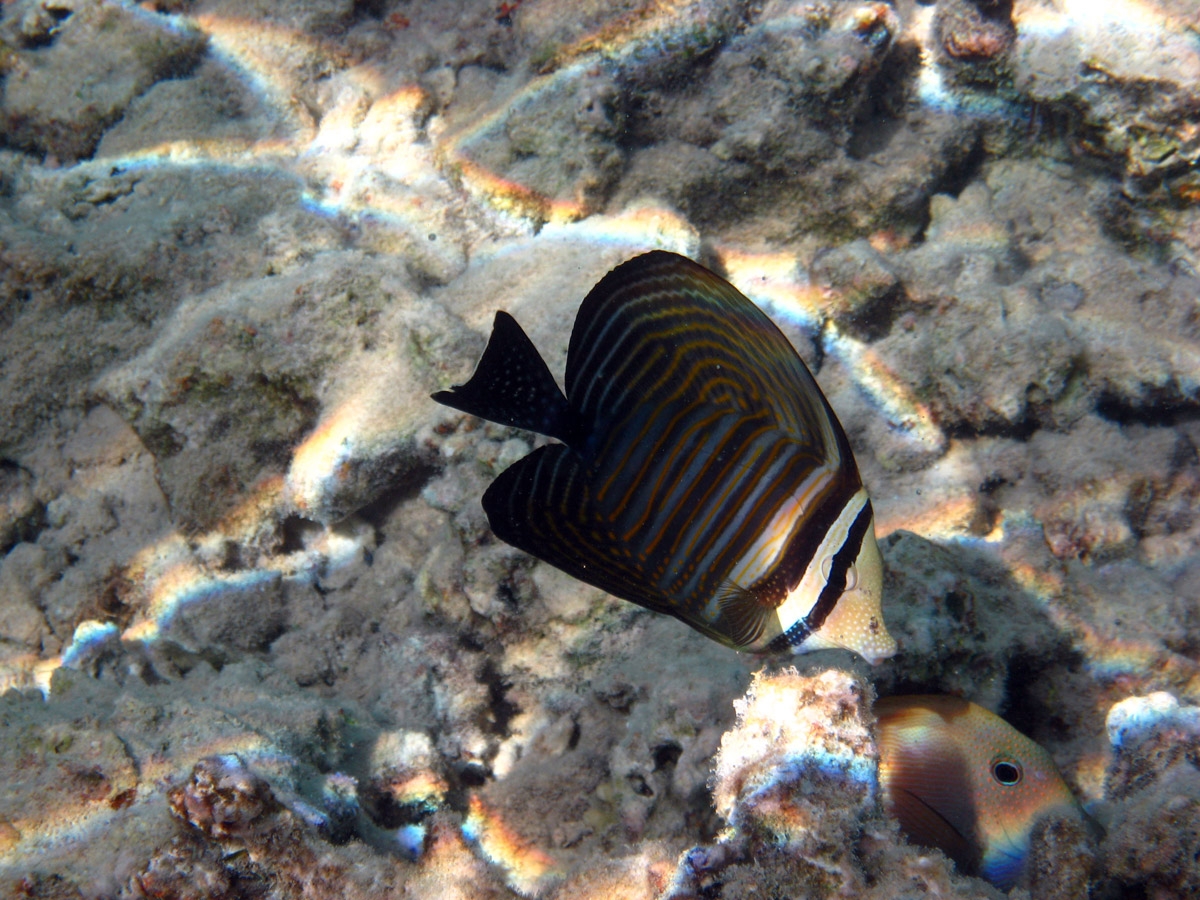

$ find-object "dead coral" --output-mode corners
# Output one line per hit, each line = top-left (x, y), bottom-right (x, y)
(167, 756), (280, 840)
(1100, 693), (1200, 897)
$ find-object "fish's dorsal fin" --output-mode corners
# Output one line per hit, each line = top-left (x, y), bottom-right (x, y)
(432, 311), (574, 444)
(564, 251), (849, 468)
(482, 444), (679, 616)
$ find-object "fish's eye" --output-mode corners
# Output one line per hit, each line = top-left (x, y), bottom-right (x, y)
(991, 758), (1023, 786)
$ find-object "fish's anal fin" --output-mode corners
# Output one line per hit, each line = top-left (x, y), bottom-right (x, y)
(483, 443), (678, 616)
(432, 311), (574, 444)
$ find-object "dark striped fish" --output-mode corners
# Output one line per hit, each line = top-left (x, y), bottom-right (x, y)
(432, 251), (896, 664)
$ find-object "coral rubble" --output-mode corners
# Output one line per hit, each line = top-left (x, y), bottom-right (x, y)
(0, 0), (1198, 896)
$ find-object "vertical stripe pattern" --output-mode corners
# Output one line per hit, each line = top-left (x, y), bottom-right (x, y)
(480, 251), (868, 651)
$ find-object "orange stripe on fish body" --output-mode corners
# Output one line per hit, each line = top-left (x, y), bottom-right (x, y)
(433, 251), (896, 665)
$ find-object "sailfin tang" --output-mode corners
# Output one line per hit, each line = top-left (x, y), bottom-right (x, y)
(432, 311), (574, 443)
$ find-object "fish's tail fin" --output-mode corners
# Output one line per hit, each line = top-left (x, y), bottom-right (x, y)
(432, 311), (575, 443)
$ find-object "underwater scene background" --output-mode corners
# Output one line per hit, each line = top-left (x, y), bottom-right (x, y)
(1, 0), (1198, 897)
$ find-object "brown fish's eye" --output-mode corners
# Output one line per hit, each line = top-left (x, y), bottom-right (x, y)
(991, 758), (1023, 786)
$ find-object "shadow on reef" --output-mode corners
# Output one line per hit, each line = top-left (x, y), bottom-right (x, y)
(875, 529), (1106, 749)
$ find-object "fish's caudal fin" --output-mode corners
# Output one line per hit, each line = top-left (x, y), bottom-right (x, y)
(432, 311), (575, 443)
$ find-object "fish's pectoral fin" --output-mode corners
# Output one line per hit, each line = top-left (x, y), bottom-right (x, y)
(890, 786), (980, 875)
(711, 582), (778, 649)
(482, 444), (676, 615)
(432, 311), (574, 443)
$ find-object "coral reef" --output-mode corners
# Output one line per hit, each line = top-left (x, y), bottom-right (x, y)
(1, 0), (207, 162)
(708, 669), (878, 891)
(0, 0), (1198, 897)
(1099, 693), (1200, 898)
(664, 669), (998, 899)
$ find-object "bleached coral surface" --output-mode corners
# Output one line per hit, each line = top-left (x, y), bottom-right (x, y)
(0, 0), (1198, 897)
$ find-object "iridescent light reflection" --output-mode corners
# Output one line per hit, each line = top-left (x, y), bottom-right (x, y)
(463, 796), (562, 897)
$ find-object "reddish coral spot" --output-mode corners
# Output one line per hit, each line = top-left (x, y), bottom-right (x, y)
(944, 30), (1006, 59)
(109, 787), (137, 810)
(496, 0), (521, 25)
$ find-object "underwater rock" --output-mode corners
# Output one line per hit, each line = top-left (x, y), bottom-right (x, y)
(200, 0), (359, 36)
(0, 0), (207, 162)
(439, 0), (747, 221)
(169, 755), (281, 839)
(0, 406), (169, 668)
(447, 64), (625, 221)
(0, 681), (139, 855)
(1010, 0), (1200, 192)
(874, 530), (1067, 709)
(614, 0), (974, 240)
(1024, 812), (1095, 900)
(95, 57), (287, 160)
(1101, 693), (1200, 898)
(0, 543), (54, 654)
(0, 462), (39, 555)
(883, 181), (1083, 434)
(155, 752), (420, 900)
(94, 252), (456, 531)
(986, 160), (1200, 418)
(363, 729), (447, 835)
(158, 571), (287, 656)
(711, 669), (875, 880)
(1104, 692), (1200, 801)
(809, 238), (902, 339)
(874, 159), (1200, 437)
(0, 155), (345, 452)
(0, 653), (372, 894)
(933, 0), (1015, 79)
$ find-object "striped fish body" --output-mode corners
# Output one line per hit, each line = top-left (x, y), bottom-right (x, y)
(432, 251), (896, 664)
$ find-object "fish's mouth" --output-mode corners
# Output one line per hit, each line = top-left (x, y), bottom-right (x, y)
(861, 621), (899, 665)
(828, 626), (898, 666)
(794, 612), (898, 664)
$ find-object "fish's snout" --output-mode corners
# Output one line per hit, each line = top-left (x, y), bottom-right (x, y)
(859, 615), (898, 665)
(850, 606), (898, 666)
